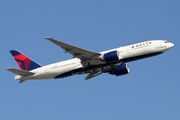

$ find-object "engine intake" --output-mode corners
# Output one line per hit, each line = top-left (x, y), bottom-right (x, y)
(100, 51), (120, 62)
(110, 63), (130, 76)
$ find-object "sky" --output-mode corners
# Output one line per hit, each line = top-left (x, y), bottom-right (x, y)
(1, 0), (180, 120)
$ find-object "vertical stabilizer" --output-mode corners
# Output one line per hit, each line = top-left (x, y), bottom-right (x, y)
(10, 49), (42, 71)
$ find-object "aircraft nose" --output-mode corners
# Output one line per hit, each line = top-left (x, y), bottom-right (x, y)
(163, 41), (174, 52)
(170, 42), (174, 48)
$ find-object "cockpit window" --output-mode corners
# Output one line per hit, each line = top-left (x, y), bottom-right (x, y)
(165, 41), (170, 43)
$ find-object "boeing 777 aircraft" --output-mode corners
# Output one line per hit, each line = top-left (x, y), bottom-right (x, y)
(7, 38), (174, 83)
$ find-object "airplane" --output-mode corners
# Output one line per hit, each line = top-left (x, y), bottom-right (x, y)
(7, 38), (174, 83)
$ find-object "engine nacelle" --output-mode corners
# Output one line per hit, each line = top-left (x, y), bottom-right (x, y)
(100, 51), (120, 62)
(110, 63), (130, 76)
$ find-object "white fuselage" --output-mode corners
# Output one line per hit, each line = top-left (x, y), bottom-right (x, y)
(15, 40), (174, 81)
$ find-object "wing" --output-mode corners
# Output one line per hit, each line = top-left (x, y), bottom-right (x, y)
(44, 37), (101, 61)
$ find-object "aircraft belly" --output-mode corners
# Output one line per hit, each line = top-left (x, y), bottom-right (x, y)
(122, 52), (163, 63)
(47, 63), (80, 79)
(54, 63), (117, 79)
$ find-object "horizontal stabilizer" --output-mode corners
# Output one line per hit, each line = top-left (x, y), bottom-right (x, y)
(7, 68), (35, 76)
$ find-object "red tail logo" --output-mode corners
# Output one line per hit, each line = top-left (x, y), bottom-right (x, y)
(10, 50), (42, 71)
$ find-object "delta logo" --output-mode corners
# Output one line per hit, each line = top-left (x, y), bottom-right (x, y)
(131, 41), (152, 49)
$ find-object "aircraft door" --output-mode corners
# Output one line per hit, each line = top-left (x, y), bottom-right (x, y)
(45, 68), (49, 78)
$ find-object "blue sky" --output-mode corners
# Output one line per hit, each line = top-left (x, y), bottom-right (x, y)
(1, 0), (180, 120)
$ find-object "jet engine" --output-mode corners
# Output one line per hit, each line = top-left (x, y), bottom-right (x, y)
(100, 51), (120, 62)
(109, 63), (130, 76)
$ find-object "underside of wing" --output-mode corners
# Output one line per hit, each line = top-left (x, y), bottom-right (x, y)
(44, 37), (101, 61)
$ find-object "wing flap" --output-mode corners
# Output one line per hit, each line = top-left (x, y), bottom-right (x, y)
(84, 71), (103, 80)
